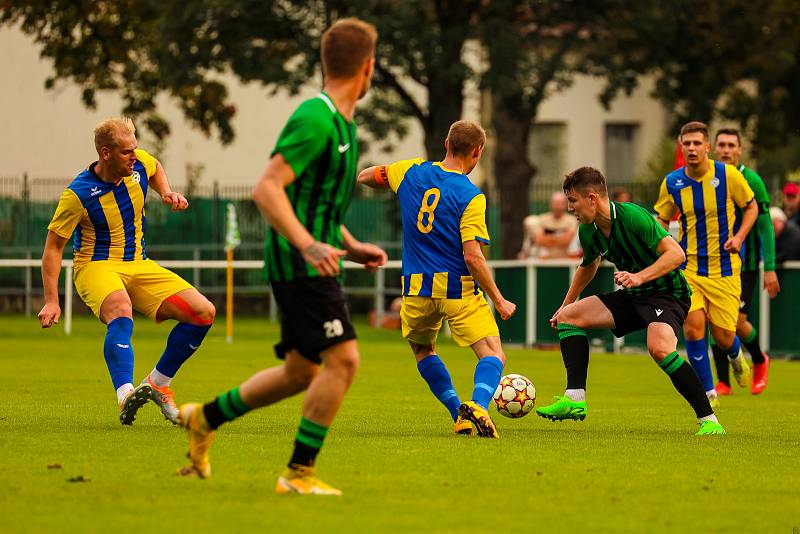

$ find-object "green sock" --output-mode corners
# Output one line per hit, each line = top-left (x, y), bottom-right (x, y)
(658, 351), (713, 418)
(289, 417), (329, 468)
(202, 386), (252, 430)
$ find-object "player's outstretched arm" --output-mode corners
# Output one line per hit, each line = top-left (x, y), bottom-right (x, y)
(340, 225), (387, 272)
(253, 154), (345, 276)
(463, 240), (516, 320)
(357, 165), (390, 189)
(550, 258), (599, 328)
(38, 231), (68, 328)
(149, 159), (188, 211)
(615, 236), (685, 289)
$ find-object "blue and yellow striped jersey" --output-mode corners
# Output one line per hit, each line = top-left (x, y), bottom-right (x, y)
(380, 158), (490, 299)
(654, 160), (754, 278)
(48, 149), (157, 267)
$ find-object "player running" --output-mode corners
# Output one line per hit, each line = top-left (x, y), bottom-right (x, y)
(711, 128), (779, 395)
(654, 122), (757, 407)
(39, 117), (216, 425)
(537, 166), (724, 435)
(175, 18), (386, 496)
(358, 120), (516, 439)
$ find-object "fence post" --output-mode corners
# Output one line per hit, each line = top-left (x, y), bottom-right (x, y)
(193, 247), (201, 288)
(212, 181), (221, 248)
(24, 249), (32, 317)
(525, 262), (536, 347)
(374, 268), (385, 328)
(65, 264), (73, 335)
(759, 267), (769, 351)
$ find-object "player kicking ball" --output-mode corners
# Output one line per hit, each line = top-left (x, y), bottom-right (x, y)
(537, 167), (724, 435)
(359, 120), (516, 438)
(39, 117), (216, 425)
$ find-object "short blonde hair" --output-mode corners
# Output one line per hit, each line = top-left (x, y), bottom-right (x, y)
(446, 120), (486, 156)
(94, 117), (136, 153)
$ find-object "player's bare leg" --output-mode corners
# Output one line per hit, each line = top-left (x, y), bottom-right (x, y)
(143, 288), (216, 422)
(647, 323), (723, 434)
(239, 352), (319, 407)
(709, 321), (750, 389)
(99, 290), (150, 424)
(537, 296), (614, 422)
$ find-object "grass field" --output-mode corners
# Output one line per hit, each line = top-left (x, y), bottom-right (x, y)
(1, 315), (798, 533)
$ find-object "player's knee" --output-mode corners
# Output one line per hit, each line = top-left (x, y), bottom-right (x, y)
(557, 304), (585, 329)
(196, 300), (216, 323)
(101, 298), (132, 324)
(328, 349), (360, 382)
(647, 344), (672, 362)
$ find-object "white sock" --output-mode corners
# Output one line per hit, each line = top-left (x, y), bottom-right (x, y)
(116, 383), (134, 404)
(148, 368), (172, 388)
(565, 388), (586, 402)
(698, 414), (718, 424)
(706, 389), (717, 397)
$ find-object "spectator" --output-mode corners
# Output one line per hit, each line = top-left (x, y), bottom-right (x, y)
(781, 182), (800, 225)
(611, 186), (632, 203)
(519, 191), (578, 259)
(771, 207), (800, 263)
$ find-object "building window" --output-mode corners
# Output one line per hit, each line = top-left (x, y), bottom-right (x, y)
(605, 123), (640, 183)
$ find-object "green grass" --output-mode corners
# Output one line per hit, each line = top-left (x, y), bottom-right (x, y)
(0, 315), (798, 533)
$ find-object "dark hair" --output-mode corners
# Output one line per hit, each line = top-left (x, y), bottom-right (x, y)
(715, 128), (741, 145)
(563, 166), (608, 197)
(446, 120), (486, 156)
(321, 18), (377, 79)
(679, 121), (709, 140)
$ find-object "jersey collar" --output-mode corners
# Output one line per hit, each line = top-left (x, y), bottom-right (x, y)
(593, 201), (617, 233)
(316, 92), (338, 114)
(433, 161), (465, 175)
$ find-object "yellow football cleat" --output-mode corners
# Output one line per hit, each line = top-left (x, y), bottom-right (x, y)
(731, 352), (752, 389)
(458, 401), (499, 438)
(177, 403), (215, 479)
(275, 465), (342, 496)
(454, 415), (474, 436)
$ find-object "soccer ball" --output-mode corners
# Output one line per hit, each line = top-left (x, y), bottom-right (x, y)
(493, 374), (536, 418)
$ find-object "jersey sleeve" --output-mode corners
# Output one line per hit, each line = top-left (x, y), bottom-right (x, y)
(271, 108), (331, 179)
(459, 193), (490, 244)
(631, 205), (670, 249)
(653, 178), (677, 221)
(728, 166), (755, 208)
(745, 168), (770, 210)
(377, 158), (425, 193)
(578, 225), (598, 266)
(134, 149), (157, 178)
(47, 189), (84, 239)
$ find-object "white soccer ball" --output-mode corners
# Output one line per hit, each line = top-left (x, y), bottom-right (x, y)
(493, 373), (536, 418)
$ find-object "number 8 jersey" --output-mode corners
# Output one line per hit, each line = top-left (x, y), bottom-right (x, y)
(379, 158), (490, 299)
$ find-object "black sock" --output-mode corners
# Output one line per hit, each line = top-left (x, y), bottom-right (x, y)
(558, 323), (589, 390)
(202, 386), (252, 430)
(711, 344), (730, 386)
(658, 352), (713, 418)
(743, 328), (765, 364)
(288, 417), (328, 468)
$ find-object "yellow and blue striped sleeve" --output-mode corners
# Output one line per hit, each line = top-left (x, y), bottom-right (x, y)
(383, 158), (424, 192)
(654, 178), (676, 221)
(134, 149), (157, 178)
(727, 165), (755, 208)
(460, 193), (490, 244)
(47, 189), (84, 239)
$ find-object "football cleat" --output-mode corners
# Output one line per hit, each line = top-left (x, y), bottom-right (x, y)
(141, 376), (179, 423)
(535, 395), (587, 422)
(119, 383), (152, 426)
(696, 420), (726, 435)
(458, 401), (499, 438)
(715, 381), (732, 396)
(275, 465), (342, 496)
(177, 403), (215, 479)
(453, 415), (474, 436)
(731, 351), (752, 389)
(751, 354), (769, 395)
(707, 390), (720, 409)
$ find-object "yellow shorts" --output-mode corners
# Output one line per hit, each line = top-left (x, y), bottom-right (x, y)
(683, 270), (740, 332)
(74, 259), (194, 320)
(401, 293), (499, 347)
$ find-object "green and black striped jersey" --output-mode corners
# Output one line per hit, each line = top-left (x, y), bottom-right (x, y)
(738, 164), (776, 272)
(579, 201), (691, 300)
(264, 92), (358, 282)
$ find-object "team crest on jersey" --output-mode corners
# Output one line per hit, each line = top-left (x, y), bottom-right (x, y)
(131, 171), (141, 184)
(710, 177), (720, 188)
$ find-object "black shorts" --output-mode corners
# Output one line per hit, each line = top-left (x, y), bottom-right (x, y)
(597, 290), (690, 339)
(739, 270), (758, 315)
(270, 277), (356, 364)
